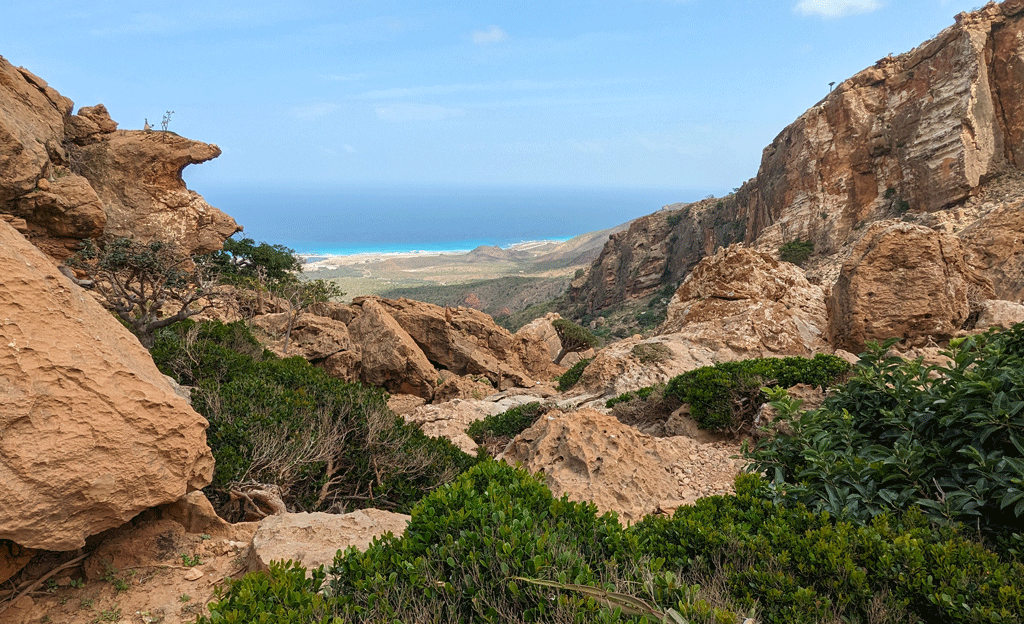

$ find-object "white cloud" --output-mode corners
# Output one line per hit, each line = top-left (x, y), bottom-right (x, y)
(375, 103), (465, 122)
(794, 0), (882, 18)
(472, 25), (509, 45)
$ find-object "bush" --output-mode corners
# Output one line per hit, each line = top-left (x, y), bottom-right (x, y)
(747, 327), (1024, 556)
(605, 385), (659, 409)
(466, 402), (545, 444)
(631, 342), (673, 363)
(664, 354), (850, 432)
(151, 320), (477, 515)
(552, 318), (600, 365)
(779, 238), (814, 267)
(556, 357), (592, 391)
(201, 464), (1022, 624)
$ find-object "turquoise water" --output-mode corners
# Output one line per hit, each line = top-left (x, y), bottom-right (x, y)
(197, 184), (709, 255)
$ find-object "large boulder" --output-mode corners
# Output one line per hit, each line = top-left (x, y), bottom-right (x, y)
(376, 297), (535, 389)
(959, 198), (1024, 301)
(578, 335), (721, 397)
(512, 312), (589, 375)
(248, 509), (409, 574)
(827, 222), (994, 352)
(0, 221), (214, 551)
(347, 298), (437, 398)
(659, 245), (829, 355)
(501, 409), (681, 525)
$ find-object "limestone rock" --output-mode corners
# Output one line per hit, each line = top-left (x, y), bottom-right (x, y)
(72, 131), (240, 256)
(959, 198), (1024, 301)
(251, 311), (354, 362)
(501, 409), (681, 525)
(975, 299), (1024, 331)
(248, 509), (409, 574)
(827, 222), (993, 352)
(579, 335), (720, 397)
(0, 541), (35, 585)
(405, 395), (543, 454)
(659, 245), (829, 354)
(0, 221), (214, 551)
(376, 297), (535, 389)
(432, 372), (498, 403)
(348, 298), (437, 398)
(513, 312), (589, 375)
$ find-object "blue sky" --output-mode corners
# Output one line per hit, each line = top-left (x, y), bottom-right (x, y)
(2, 0), (980, 198)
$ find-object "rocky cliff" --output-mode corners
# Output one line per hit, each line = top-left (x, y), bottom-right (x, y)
(572, 0), (1024, 313)
(0, 54), (239, 261)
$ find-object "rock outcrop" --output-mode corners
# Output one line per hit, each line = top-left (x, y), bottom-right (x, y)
(248, 509), (409, 575)
(571, 1), (1024, 317)
(0, 221), (214, 551)
(660, 245), (829, 355)
(0, 54), (238, 261)
(827, 222), (993, 352)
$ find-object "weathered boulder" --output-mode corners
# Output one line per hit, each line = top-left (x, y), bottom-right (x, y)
(347, 298), (437, 398)
(578, 335), (721, 397)
(376, 297), (535, 389)
(959, 198), (1024, 301)
(513, 312), (589, 375)
(827, 222), (993, 352)
(975, 299), (1024, 331)
(251, 311), (354, 362)
(248, 509), (409, 574)
(0, 221), (214, 551)
(501, 409), (681, 525)
(405, 395), (543, 454)
(659, 245), (829, 355)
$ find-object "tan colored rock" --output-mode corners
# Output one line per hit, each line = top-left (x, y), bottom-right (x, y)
(501, 409), (681, 525)
(975, 299), (1024, 330)
(376, 297), (534, 389)
(959, 198), (1024, 301)
(154, 491), (238, 539)
(432, 372), (497, 403)
(348, 298), (437, 398)
(73, 131), (240, 256)
(827, 222), (993, 352)
(513, 312), (589, 376)
(10, 173), (105, 259)
(248, 509), (409, 574)
(77, 104), (118, 133)
(0, 221), (214, 551)
(405, 395), (543, 454)
(579, 335), (720, 397)
(0, 541), (35, 585)
(251, 311), (354, 361)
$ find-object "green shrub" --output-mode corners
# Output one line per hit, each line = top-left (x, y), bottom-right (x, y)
(605, 385), (658, 409)
(466, 402), (545, 443)
(552, 318), (599, 365)
(151, 320), (476, 515)
(747, 326), (1024, 556)
(557, 357), (592, 391)
(632, 489), (1024, 623)
(631, 342), (673, 363)
(779, 238), (814, 267)
(664, 354), (850, 432)
(199, 560), (330, 624)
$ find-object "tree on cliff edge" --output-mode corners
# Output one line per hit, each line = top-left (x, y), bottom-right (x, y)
(69, 237), (216, 348)
(552, 318), (599, 365)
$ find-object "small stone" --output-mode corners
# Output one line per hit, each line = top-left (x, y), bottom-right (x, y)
(184, 568), (203, 581)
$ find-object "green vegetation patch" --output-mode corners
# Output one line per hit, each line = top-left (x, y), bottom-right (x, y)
(630, 342), (673, 364)
(466, 402), (546, 444)
(151, 320), (477, 516)
(748, 325), (1024, 557)
(556, 357), (592, 391)
(779, 238), (814, 267)
(201, 462), (1023, 624)
(664, 354), (850, 432)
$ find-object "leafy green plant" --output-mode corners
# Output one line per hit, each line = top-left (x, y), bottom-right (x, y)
(466, 402), (545, 444)
(556, 357), (592, 391)
(778, 238), (814, 267)
(552, 318), (600, 365)
(664, 354), (850, 432)
(151, 320), (477, 516)
(747, 327), (1024, 556)
(181, 552), (202, 567)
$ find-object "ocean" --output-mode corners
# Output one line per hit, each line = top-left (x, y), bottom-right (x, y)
(196, 184), (710, 255)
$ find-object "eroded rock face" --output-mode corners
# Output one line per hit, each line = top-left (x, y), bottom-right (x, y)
(661, 245), (829, 354)
(348, 298), (438, 398)
(513, 312), (589, 375)
(376, 298), (534, 389)
(501, 409), (681, 525)
(0, 54), (238, 261)
(0, 221), (214, 551)
(248, 509), (410, 575)
(827, 222), (993, 352)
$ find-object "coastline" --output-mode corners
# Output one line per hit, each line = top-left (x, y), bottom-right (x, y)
(300, 238), (569, 271)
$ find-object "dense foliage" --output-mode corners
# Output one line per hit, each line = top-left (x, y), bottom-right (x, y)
(200, 463), (1023, 624)
(466, 402), (546, 444)
(206, 236), (303, 286)
(556, 358), (592, 391)
(552, 318), (600, 365)
(660, 354), (850, 431)
(151, 320), (476, 514)
(68, 237), (215, 347)
(748, 328), (1024, 556)
(778, 238), (814, 267)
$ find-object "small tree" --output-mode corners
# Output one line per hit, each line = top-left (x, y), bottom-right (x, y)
(275, 279), (346, 354)
(551, 318), (599, 365)
(68, 237), (216, 348)
(206, 237), (305, 315)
